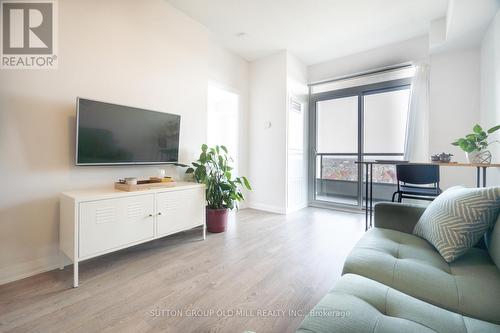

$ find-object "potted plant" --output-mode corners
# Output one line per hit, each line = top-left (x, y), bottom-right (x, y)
(187, 144), (251, 233)
(452, 124), (500, 164)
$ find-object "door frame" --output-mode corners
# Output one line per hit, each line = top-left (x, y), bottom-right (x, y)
(207, 82), (241, 175)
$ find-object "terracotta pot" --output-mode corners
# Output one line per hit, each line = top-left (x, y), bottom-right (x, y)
(206, 207), (228, 233)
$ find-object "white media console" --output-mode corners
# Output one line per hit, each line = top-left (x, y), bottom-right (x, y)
(59, 182), (206, 287)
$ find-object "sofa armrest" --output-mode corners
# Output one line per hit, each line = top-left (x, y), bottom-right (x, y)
(374, 202), (427, 234)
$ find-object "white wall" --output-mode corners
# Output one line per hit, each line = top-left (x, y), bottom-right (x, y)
(429, 48), (481, 188)
(308, 36), (429, 83)
(0, 0), (211, 285)
(248, 51), (288, 213)
(247, 51), (308, 214)
(480, 10), (500, 186)
(286, 53), (308, 212)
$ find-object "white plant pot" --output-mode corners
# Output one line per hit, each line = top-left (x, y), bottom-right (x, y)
(466, 150), (492, 164)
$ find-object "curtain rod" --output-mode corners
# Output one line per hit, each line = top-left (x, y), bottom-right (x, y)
(308, 62), (414, 87)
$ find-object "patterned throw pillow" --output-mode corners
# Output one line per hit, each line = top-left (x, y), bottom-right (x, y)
(413, 186), (500, 262)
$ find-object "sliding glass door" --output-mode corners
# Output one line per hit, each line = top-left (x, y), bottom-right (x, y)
(309, 77), (412, 209)
(315, 95), (360, 206)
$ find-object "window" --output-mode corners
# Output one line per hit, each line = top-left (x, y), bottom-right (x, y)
(364, 89), (410, 155)
(309, 66), (413, 208)
(363, 88), (410, 184)
(317, 96), (358, 154)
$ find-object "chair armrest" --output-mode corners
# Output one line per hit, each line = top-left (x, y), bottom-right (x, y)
(374, 202), (427, 234)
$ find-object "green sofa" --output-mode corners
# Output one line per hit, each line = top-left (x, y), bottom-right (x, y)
(297, 202), (500, 333)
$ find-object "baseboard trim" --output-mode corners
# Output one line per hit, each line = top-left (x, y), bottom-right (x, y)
(285, 202), (308, 214)
(248, 202), (287, 214)
(0, 255), (62, 286)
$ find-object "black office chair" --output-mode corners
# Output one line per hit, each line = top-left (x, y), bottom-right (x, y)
(391, 164), (441, 202)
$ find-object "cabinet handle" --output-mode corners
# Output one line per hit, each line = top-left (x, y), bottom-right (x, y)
(157, 212), (162, 216)
(148, 214), (153, 217)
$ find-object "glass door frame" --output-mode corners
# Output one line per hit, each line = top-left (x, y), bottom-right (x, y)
(308, 78), (412, 211)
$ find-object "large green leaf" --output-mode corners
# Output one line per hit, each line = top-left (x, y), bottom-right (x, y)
(241, 176), (252, 190)
(473, 124), (483, 133)
(220, 183), (232, 191)
(199, 152), (207, 163)
(488, 125), (500, 134)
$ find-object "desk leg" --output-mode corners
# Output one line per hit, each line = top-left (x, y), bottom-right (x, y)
(483, 167), (487, 187)
(365, 164), (369, 231)
(369, 163), (373, 228)
(476, 167), (481, 188)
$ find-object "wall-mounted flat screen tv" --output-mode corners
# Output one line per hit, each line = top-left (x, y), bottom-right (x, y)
(76, 98), (180, 165)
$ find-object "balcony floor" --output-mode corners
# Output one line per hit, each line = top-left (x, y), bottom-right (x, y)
(315, 194), (358, 206)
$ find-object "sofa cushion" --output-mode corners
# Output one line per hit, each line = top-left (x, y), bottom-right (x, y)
(342, 228), (500, 324)
(486, 214), (500, 269)
(413, 186), (500, 262)
(296, 274), (500, 333)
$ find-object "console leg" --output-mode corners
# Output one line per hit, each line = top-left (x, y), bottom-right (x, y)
(73, 261), (79, 288)
(203, 224), (206, 240)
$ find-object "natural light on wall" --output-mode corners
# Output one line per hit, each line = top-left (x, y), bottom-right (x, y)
(207, 85), (239, 175)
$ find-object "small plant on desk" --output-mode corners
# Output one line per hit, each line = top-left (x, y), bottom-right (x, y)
(452, 124), (500, 164)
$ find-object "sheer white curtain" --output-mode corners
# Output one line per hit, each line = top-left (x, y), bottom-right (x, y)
(404, 63), (430, 162)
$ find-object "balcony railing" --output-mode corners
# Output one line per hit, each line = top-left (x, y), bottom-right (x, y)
(315, 153), (404, 206)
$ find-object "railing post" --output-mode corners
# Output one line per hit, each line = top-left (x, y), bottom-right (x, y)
(320, 154), (323, 180)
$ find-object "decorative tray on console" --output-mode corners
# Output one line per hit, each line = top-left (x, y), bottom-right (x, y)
(114, 178), (177, 192)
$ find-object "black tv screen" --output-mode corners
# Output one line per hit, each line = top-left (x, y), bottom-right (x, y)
(76, 98), (180, 165)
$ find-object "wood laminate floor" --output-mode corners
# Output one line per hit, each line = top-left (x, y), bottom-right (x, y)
(0, 208), (364, 333)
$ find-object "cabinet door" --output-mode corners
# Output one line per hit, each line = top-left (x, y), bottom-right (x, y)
(156, 188), (205, 237)
(79, 194), (155, 258)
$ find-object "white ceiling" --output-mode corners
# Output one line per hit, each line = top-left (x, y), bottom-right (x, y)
(166, 0), (449, 65)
